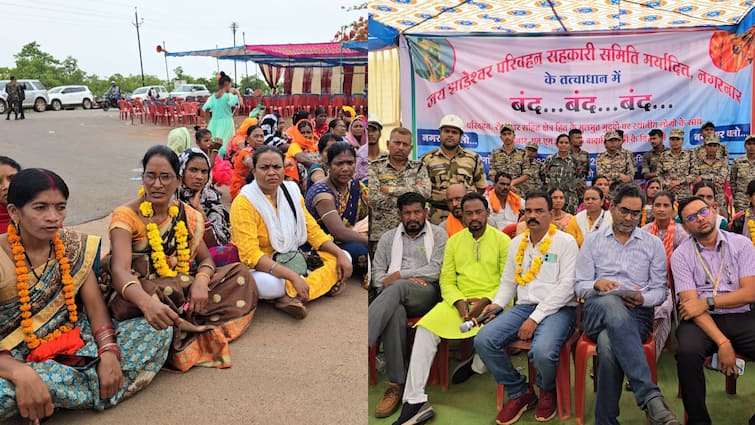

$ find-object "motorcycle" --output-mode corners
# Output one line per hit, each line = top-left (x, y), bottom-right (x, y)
(93, 95), (119, 111)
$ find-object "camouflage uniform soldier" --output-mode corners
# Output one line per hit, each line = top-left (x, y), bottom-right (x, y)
(730, 134), (755, 212)
(569, 128), (590, 198)
(596, 131), (637, 188)
(658, 128), (694, 200)
(544, 135), (580, 214)
(489, 123), (526, 185)
(517, 142), (544, 196)
(641, 129), (668, 180)
(4, 76), (21, 120)
(369, 127), (431, 255)
(421, 114), (487, 224)
(693, 121), (729, 162)
(691, 134), (729, 212)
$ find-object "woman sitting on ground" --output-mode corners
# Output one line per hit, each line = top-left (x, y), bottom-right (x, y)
(565, 186), (612, 247)
(313, 107), (329, 138)
(0, 169), (170, 422)
(328, 118), (348, 142)
(307, 132), (341, 188)
(0, 156), (21, 234)
(259, 113), (290, 152)
(642, 177), (662, 226)
(177, 148), (231, 249)
(642, 190), (687, 359)
(230, 146), (353, 319)
(284, 119), (320, 191)
(230, 125), (265, 200)
(225, 117), (258, 163)
(104, 145), (257, 372)
(305, 141), (369, 275)
(345, 116), (367, 148)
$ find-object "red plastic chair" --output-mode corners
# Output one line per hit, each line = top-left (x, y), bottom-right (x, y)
(501, 223), (518, 239)
(118, 100), (128, 121)
(496, 328), (580, 420)
(574, 332), (657, 425)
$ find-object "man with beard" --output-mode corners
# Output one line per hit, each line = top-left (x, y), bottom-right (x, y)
(369, 127), (431, 257)
(489, 123), (526, 186)
(421, 114), (487, 224)
(672, 196), (755, 425)
(393, 192), (511, 425)
(475, 191), (578, 424)
(437, 183), (467, 237)
(486, 172), (524, 230)
(369, 192), (448, 419)
(575, 183), (680, 425)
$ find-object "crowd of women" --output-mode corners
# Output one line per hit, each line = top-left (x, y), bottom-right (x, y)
(0, 71), (370, 422)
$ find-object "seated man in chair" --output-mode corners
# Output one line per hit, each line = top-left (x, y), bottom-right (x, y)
(393, 192), (510, 425)
(574, 183), (680, 425)
(673, 196), (755, 425)
(369, 192), (447, 418)
(475, 190), (578, 424)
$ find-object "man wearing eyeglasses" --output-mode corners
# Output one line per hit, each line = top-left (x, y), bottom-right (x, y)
(575, 184), (680, 425)
(392, 192), (510, 425)
(672, 196), (755, 425)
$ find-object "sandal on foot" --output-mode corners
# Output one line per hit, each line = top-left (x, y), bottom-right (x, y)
(274, 296), (308, 319)
(328, 280), (345, 297)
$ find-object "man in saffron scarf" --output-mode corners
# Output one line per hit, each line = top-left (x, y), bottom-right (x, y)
(476, 191), (578, 424)
(393, 192), (510, 425)
(437, 184), (467, 237)
(487, 171), (524, 231)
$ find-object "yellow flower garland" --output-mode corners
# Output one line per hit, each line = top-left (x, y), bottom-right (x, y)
(746, 209), (755, 248)
(8, 224), (77, 350)
(514, 224), (557, 286)
(139, 188), (190, 277)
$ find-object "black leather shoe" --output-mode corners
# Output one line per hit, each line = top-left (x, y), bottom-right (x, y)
(644, 395), (681, 425)
(451, 355), (475, 384)
(392, 402), (434, 425)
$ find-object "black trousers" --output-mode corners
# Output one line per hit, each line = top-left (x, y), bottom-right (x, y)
(17, 99), (24, 117)
(6, 99), (17, 118)
(676, 309), (755, 425)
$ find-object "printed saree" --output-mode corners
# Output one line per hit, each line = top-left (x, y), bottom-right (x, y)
(0, 230), (171, 419)
(102, 202), (258, 372)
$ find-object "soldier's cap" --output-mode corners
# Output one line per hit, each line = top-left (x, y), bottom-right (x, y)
(367, 115), (383, 131)
(703, 134), (721, 145)
(604, 131), (621, 141)
(701, 121), (715, 130)
(525, 141), (538, 151)
(499, 123), (515, 133)
(669, 128), (684, 139)
(745, 134), (755, 144)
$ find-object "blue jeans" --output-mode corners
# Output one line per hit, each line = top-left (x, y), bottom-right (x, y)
(475, 304), (576, 399)
(582, 294), (659, 425)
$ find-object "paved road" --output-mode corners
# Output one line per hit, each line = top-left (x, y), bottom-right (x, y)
(0, 109), (172, 225)
(0, 111), (367, 424)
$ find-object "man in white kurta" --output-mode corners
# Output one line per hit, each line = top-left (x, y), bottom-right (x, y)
(475, 191), (578, 424)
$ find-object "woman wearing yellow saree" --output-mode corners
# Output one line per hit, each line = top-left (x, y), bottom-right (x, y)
(0, 169), (170, 423)
(104, 145), (258, 372)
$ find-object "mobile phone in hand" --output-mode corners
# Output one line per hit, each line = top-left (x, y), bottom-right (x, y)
(54, 354), (100, 371)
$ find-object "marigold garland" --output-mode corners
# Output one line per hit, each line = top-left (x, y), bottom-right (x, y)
(8, 223), (77, 350)
(139, 191), (190, 277)
(746, 209), (755, 248)
(514, 224), (557, 286)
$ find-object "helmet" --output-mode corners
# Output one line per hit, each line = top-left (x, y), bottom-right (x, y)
(439, 114), (464, 133)
(110, 81), (116, 85)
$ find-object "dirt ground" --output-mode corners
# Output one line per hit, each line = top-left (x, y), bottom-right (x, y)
(0, 110), (367, 425)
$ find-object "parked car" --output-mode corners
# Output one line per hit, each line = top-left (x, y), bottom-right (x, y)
(0, 79), (49, 112)
(170, 84), (210, 100)
(131, 85), (169, 101)
(47, 85), (95, 110)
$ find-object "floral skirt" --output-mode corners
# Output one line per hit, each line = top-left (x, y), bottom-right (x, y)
(0, 315), (171, 419)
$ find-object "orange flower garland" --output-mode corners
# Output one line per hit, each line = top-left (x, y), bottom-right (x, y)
(746, 209), (755, 248)
(514, 224), (557, 286)
(8, 223), (77, 350)
(139, 187), (190, 277)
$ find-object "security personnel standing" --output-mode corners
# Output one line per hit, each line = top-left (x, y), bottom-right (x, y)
(489, 123), (525, 187)
(691, 134), (729, 213)
(421, 114), (487, 224)
(517, 141), (544, 196)
(596, 130), (636, 188)
(658, 128), (694, 200)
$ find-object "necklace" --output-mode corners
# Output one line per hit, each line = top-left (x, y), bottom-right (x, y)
(8, 224), (77, 350)
(139, 189), (190, 277)
(745, 209), (755, 248)
(514, 224), (557, 286)
(23, 241), (54, 281)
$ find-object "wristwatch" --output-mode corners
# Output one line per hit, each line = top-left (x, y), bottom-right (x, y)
(706, 297), (716, 311)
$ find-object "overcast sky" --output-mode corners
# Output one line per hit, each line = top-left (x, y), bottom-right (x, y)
(0, 0), (364, 82)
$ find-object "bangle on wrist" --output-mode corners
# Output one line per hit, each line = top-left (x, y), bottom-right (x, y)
(198, 263), (216, 274)
(120, 280), (140, 298)
(269, 262), (279, 274)
(195, 272), (212, 282)
(718, 339), (730, 348)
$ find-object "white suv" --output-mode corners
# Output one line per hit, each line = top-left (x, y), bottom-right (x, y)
(170, 84), (210, 100)
(0, 79), (49, 112)
(48, 85), (95, 110)
(131, 85), (169, 101)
